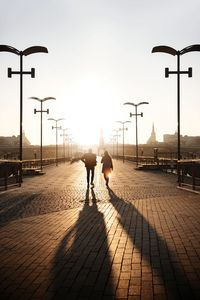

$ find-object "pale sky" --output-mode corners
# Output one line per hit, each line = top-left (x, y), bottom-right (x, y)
(1, 0), (200, 146)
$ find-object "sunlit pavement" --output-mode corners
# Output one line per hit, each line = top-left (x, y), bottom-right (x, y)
(0, 158), (199, 300)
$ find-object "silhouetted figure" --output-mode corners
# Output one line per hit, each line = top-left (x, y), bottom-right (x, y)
(101, 150), (113, 187)
(81, 149), (97, 187)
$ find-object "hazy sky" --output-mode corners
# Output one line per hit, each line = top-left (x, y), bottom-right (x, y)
(1, 0), (200, 146)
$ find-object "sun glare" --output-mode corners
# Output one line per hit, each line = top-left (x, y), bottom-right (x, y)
(61, 74), (121, 146)
(70, 106), (115, 146)
(72, 123), (101, 145)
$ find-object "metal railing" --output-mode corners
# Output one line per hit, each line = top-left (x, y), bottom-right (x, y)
(0, 157), (71, 190)
(177, 159), (200, 192)
(0, 160), (21, 190)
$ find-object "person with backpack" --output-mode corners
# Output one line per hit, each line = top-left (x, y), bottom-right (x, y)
(81, 148), (97, 187)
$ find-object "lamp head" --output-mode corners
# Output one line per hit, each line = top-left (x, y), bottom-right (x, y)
(152, 45), (177, 56)
(22, 46), (48, 56)
(180, 44), (200, 55)
(0, 45), (20, 55)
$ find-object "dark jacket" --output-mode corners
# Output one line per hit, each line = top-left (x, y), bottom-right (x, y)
(81, 153), (97, 168)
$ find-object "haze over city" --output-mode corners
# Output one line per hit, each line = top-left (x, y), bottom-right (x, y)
(1, 0), (200, 146)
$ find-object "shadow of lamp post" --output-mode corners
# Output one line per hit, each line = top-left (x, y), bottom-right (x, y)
(124, 101), (149, 167)
(48, 118), (65, 166)
(0, 45), (48, 184)
(152, 44), (200, 162)
(29, 97), (56, 171)
(116, 121), (131, 163)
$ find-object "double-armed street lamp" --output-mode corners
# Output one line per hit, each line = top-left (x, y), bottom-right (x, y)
(152, 44), (200, 162)
(110, 135), (116, 157)
(66, 135), (73, 158)
(0, 44), (48, 183)
(60, 128), (69, 162)
(124, 101), (149, 166)
(113, 129), (120, 159)
(116, 120), (131, 163)
(29, 97), (56, 171)
(48, 118), (65, 166)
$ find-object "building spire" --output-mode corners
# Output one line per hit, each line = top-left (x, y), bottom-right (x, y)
(147, 123), (157, 144)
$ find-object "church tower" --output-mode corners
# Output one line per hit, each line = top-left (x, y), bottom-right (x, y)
(147, 123), (157, 144)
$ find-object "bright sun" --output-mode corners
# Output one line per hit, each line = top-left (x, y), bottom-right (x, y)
(72, 124), (101, 145)
(62, 74), (119, 146)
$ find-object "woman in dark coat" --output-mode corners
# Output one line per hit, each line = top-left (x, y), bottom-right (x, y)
(101, 151), (113, 186)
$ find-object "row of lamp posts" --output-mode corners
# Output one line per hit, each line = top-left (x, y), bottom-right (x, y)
(0, 44), (70, 181)
(114, 44), (200, 174)
(0, 45), (48, 184)
(1, 43), (200, 183)
(115, 102), (149, 165)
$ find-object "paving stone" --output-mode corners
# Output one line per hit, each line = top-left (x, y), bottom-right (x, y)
(0, 159), (199, 299)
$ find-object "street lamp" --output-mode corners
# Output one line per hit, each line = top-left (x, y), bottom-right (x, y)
(124, 102), (149, 166)
(152, 44), (200, 161)
(29, 97), (56, 171)
(60, 128), (69, 162)
(0, 45), (48, 183)
(48, 118), (65, 166)
(116, 121), (131, 163)
(113, 129), (120, 159)
(110, 135), (116, 157)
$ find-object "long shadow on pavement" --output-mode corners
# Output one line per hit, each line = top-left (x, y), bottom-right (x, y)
(0, 193), (38, 227)
(108, 187), (196, 300)
(52, 187), (114, 299)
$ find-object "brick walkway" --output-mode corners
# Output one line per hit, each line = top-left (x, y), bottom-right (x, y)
(0, 158), (199, 299)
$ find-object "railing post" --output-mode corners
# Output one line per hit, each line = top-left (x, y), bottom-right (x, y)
(4, 167), (8, 190)
(192, 162), (196, 190)
(177, 160), (181, 187)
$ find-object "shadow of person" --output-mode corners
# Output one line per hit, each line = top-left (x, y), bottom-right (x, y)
(91, 186), (97, 205)
(85, 187), (90, 205)
(52, 188), (114, 299)
(107, 187), (196, 300)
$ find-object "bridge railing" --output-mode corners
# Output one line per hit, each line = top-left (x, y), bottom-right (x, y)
(177, 159), (200, 192)
(0, 158), (71, 190)
(116, 155), (177, 171)
(0, 160), (21, 190)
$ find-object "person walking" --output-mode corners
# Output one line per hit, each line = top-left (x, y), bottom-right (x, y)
(81, 148), (97, 187)
(101, 150), (113, 187)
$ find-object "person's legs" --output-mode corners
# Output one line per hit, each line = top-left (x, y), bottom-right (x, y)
(104, 170), (109, 186)
(91, 167), (94, 184)
(86, 167), (90, 186)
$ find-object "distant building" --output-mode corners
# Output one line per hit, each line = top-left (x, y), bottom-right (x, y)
(0, 131), (31, 146)
(147, 123), (157, 144)
(163, 132), (200, 146)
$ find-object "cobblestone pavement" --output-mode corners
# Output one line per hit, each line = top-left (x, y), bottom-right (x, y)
(0, 158), (199, 299)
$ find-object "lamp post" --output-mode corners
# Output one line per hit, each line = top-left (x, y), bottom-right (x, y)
(48, 118), (65, 166)
(29, 97), (56, 171)
(110, 135), (116, 157)
(64, 134), (72, 160)
(113, 129), (120, 159)
(124, 102), (149, 166)
(60, 128), (69, 162)
(0, 45), (48, 183)
(152, 44), (200, 161)
(117, 121), (131, 163)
